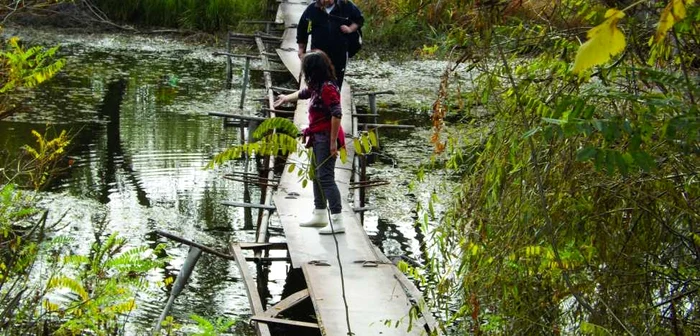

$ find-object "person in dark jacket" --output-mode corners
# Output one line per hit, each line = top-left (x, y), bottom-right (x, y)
(297, 0), (364, 89)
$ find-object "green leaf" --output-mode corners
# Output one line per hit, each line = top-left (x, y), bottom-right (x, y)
(630, 150), (655, 172)
(605, 150), (616, 175)
(253, 117), (299, 139)
(522, 126), (541, 139)
(576, 146), (597, 161)
(361, 136), (371, 154)
(368, 131), (378, 147)
(353, 138), (362, 155)
(339, 147), (347, 163)
(288, 163), (296, 173)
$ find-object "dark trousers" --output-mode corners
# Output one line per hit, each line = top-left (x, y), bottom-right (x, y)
(327, 50), (347, 90)
(311, 132), (342, 214)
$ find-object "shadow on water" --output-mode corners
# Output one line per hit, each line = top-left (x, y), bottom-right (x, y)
(96, 78), (150, 206)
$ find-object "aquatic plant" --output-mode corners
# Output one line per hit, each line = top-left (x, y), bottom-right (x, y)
(0, 33), (65, 119)
(1, 131), (168, 335)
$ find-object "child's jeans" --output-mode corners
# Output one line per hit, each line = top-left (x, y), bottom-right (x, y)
(311, 132), (342, 214)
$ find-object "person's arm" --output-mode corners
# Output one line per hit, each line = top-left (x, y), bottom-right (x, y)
(329, 116), (341, 157)
(298, 43), (307, 59)
(339, 3), (364, 34)
(339, 23), (358, 34)
(273, 90), (300, 108)
(321, 83), (343, 156)
(296, 7), (311, 59)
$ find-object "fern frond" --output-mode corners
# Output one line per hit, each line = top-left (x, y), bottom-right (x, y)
(63, 255), (90, 265)
(253, 117), (299, 139)
(48, 276), (90, 301)
(105, 298), (136, 314)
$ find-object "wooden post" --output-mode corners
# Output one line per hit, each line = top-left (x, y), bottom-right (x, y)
(240, 56), (251, 109)
(368, 93), (379, 148)
(226, 36), (232, 89)
(243, 159), (253, 230)
(152, 246), (202, 335)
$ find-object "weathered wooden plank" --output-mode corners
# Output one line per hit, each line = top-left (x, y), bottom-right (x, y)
(239, 242), (288, 250)
(250, 315), (319, 329)
(263, 289), (309, 318)
(260, 107), (295, 116)
(268, 2), (436, 336)
(303, 263), (426, 336)
(354, 90), (395, 96)
(156, 230), (234, 261)
(358, 123), (416, 129)
(221, 201), (276, 211)
(208, 112), (268, 121)
(230, 244), (272, 336)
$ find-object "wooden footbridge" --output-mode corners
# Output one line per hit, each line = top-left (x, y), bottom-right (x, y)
(153, 1), (437, 336)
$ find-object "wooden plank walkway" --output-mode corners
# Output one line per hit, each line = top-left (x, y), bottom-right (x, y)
(265, 1), (433, 335)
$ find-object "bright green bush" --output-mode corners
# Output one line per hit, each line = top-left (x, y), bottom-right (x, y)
(409, 0), (700, 335)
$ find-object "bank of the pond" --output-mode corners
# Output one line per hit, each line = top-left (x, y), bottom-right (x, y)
(1, 28), (466, 335)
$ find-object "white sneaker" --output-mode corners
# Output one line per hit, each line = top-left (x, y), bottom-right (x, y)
(300, 209), (329, 227)
(319, 213), (345, 234)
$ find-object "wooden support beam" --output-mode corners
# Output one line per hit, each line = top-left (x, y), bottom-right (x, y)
(224, 177), (279, 187)
(262, 289), (310, 318)
(262, 52), (282, 58)
(230, 244), (272, 336)
(270, 86), (296, 93)
(348, 181), (391, 190)
(208, 112), (268, 121)
(352, 206), (377, 213)
(250, 316), (319, 329)
(261, 68), (290, 74)
(354, 90), (395, 97)
(225, 172), (280, 182)
(351, 179), (388, 186)
(255, 32), (283, 41)
(239, 242), (288, 250)
(156, 230), (235, 261)
(260, 107), (295, 116)
(221, 201), (277, 211)
(229, 32), (282, 42)
(212, 52), (260, 59)
(252, 256), (290, 262)
(154, 231), (285, 262)
(358, 123), (415, 129)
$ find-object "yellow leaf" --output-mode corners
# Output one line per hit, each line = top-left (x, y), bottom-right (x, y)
(654, 0), (694, 44)
(572, 9), (626, 75)
(339, 147), (347, 163)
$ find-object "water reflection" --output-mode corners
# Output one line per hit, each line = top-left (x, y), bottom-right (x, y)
(0, 32), (260, 335)
(0, 29), (442, 336)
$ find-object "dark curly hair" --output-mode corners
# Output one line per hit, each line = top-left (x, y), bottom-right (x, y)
(302, 51), (336, 90)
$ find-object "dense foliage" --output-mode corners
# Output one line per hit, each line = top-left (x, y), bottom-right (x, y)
(0, 32), (65, 120)
(394, 0), (700, 335)
(93, 0), (269, 31)
(0, 28), (170, 335)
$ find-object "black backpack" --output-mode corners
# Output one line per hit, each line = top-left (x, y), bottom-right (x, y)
(347, 28), (362, 58)
(337, 0), (362, 58)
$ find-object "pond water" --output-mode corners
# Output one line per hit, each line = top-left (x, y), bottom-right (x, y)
(0, 28), (455, 335)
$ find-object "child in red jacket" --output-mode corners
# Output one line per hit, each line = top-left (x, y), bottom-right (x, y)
(274, 51), (346, 234)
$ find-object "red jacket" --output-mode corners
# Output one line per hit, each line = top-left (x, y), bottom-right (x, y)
(300, 81), (345, 148)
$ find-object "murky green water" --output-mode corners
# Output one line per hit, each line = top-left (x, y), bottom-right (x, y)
(1, 28), (448, 335)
